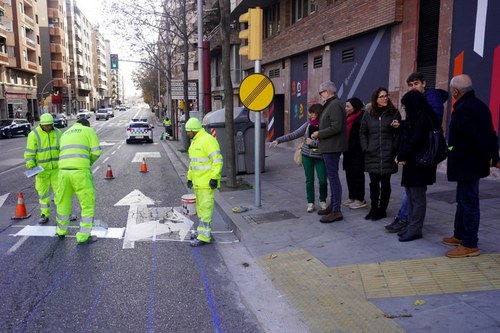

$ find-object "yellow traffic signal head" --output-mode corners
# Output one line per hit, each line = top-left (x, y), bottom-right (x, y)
(239, 7), (263, 60)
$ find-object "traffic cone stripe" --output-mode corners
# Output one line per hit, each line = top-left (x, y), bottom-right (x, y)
(12, 192), (31, 220)
(105, 164), (115, 179)
(140, 157), (148, 173)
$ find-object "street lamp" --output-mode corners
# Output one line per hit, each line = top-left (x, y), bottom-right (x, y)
(39, 77), (74, 116)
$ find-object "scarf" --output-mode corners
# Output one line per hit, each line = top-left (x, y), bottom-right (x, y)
(346, 110), (363, 139)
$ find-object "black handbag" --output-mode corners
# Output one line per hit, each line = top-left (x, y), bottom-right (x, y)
(416, 127), (447, 166)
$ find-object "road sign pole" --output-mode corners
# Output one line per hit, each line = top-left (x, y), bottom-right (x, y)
(254, 60), (261, 207)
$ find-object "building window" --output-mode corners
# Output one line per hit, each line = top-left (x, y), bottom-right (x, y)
(291, 0), (317, 24)
(265, 2), (280, 38)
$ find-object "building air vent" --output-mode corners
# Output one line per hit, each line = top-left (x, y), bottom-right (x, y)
(342, 48), (355, 63)
(313, 56), (322, 68)
(269, 68), (280, 78)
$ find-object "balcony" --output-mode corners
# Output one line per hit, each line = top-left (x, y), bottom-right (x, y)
(48, 8), (62, 21)
(49, 26), (63, 37)
(24, 0), (33, 6)
(0, 24), (7, 38)
(51, 61), (64, 70)
(27, 61), (38, 72)
(24, 15), (35, 28)
(0, 52), (8, 65)
(25, 37), (36, 49)
(50, 43), (65, 54)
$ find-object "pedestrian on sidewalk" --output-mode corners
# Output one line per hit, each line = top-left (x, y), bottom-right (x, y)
(443, 74), (500, 258)
(359, 88), (400, 221)
(55, 118), (102, 244)
(24, 113), (62, 224)
(395, 90), (438, 242)
(185, 118), (223, 247)
(342, 97), (367, 210)
(311, 81), (347, 223)
(270, 103), (328, 213)
(386, 72), (448, 233)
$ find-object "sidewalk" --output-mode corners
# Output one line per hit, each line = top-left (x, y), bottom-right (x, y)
(164, 137), (500, 333)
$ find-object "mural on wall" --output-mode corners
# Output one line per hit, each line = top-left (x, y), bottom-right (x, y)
(450, 0), (500, 136)
(330, 28), (391, 104)
(290, 53), (308, 131)
(266, 94), (284, 142)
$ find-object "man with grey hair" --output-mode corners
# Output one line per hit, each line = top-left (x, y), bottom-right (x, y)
(443, 74), (500, 258)
(311, 81), (348, 222)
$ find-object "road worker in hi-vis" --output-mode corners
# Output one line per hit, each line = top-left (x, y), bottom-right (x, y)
(24, 113), (62, 224)
(56, 118), (101, 244)
(185, 117), (223, 247)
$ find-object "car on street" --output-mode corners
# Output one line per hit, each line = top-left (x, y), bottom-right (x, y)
(0, 119), (31, 138)
(106, 108), (114, 118)
(126, 121), (154, 144)
(95, 108), (110, 120)
(118, 105), (126, 111)
(131, 117), (148, 123)
(52, 113), (68, 128)
(77, 109), (91, 119)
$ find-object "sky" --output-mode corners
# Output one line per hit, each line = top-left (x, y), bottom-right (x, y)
(76, 0), (139, 99)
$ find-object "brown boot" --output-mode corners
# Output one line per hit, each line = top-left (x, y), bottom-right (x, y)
(317, 205), (332, 216)
(445, 245), (479, 258)
(442, 236), (462, 246)
(320, 211), (343, 223)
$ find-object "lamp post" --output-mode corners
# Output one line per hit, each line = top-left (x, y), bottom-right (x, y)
(39, 77), (75, 116)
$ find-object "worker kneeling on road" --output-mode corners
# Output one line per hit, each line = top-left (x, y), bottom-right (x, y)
(185, 118), (223, 247)
(24, 113), (62, 224)
(56, 118), (102, 244)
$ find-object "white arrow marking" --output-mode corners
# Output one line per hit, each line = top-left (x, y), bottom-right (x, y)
(132, 152), (161, 163)
(0, 193), (9, 208)
(115, 189), (155, 249)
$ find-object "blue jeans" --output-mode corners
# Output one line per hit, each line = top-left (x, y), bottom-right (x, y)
(453, 180), (480, 248)
(322, 153), (342, 212)
(397, 188), (408, 221)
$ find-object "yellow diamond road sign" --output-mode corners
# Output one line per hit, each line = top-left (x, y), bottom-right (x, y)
(239, 73), (275, 111)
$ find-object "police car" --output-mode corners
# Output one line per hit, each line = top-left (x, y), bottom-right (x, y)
(126, 121), (154, 144)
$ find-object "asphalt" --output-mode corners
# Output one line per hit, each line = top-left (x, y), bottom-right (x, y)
(162, 134), (500, 333)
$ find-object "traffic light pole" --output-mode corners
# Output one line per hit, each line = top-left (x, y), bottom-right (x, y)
(254, 60), (261, 207)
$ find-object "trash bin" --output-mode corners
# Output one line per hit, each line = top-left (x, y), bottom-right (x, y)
(203, 107), (266, 176)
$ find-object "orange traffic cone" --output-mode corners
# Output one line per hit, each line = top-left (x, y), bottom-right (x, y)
(105, 164), (115, 179)
(12, 192), (31, 220)
(140, 157), (148, 173)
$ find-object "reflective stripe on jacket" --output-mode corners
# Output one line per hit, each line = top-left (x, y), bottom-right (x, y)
(187, 128), (223, 189)
(24, 126), (62, 170)
(58, 123), (102, 170)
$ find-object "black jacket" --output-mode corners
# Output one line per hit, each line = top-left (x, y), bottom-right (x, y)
(398, 91), (437, 187)
(447, 90), (500, 182)
(343, 109), (365, 171)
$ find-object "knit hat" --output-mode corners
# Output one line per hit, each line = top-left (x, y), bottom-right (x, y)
(185, 118), (202, 131)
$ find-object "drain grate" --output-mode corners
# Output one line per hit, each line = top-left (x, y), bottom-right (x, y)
(242, 210), (298, 224)
(427, 189), (499, 204)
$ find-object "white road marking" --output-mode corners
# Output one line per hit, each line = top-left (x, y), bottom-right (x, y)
(100, 141), (117, 146)
(102, 157), (110, 163)
(0, 193), (9, 208)
(132, 152), (161, 163)
(92, 165), (100, 174)
(11, 225), (125, 239)
(8, 236), (29, 254)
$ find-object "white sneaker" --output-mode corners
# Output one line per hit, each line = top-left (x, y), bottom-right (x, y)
(307, 203), (315, 213)
(343, 199), (355, 206)
(319, 201), (328, 210)
(349, 200), (367, 209)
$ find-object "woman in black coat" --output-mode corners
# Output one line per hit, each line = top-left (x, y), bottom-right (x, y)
(342, 97), (366, 209)
(395, 90), (438, 242)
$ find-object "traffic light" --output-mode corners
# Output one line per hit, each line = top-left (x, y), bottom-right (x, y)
(110, 54), (119, 69)
(239, 7), (263, 60)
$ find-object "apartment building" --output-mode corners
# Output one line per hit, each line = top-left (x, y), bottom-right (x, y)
(0, 0), (42, 119)
(204, 0), (499, 143)
(91, 26), (108, 109)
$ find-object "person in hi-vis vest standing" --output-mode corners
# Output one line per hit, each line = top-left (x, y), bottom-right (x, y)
(24, 113), (62, 224)
(185, 118), (223, 247)
(56, 118), (102, 244)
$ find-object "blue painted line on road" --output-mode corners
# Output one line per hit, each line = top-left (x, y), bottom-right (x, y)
(148, 240), (158, 333)
(17, 246), (77, 333)
(193, 248), (222, 333)
(83, 243), (121, 333)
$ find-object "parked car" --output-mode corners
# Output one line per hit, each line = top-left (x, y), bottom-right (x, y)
(77, 110), (91, 119)
(106, 108), (114, 117)
(126, 121), (154, 144)
(52, 113), (68, 128)
(0, 119), (31, 138)
(95, 108), (110, 120)
(119, 106), (126, 112)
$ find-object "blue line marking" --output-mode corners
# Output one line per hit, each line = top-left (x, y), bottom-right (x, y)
(193, 247), (222, 333)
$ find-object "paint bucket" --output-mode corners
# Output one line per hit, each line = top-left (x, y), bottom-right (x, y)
(181, 194), (196, 216)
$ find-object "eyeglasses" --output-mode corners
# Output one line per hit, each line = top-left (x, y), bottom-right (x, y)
(378, 94), (389, 99)
(319, 90), (326, 95)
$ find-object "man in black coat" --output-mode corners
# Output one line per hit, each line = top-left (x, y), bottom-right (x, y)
(443, 74), (500, 258)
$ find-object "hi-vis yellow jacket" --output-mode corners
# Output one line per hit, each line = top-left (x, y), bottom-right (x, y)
(58, 123), (102, 170)
(24, 126), (62, 170)
(187, 128), (223, 189)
